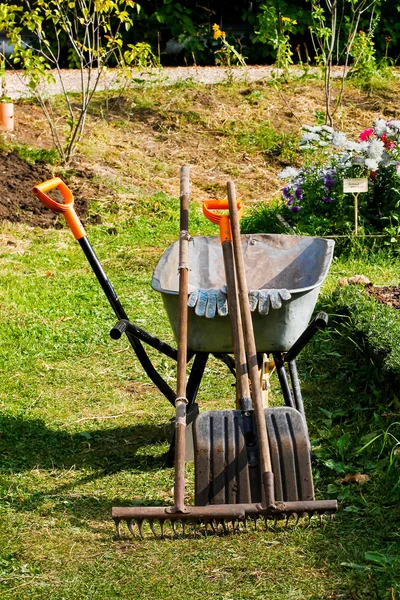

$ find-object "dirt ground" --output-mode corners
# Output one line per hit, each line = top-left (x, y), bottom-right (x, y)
(0, 150), (98, 228)
(367, 285), (400, 309)
(1, 75), (399, 310)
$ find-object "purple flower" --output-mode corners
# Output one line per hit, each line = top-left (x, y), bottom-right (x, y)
(322, 197), (334, 204)
(286, 198), (294, 206)
(290, 205), (301, 213)
(295, 186), (303, 200)
(376, 211), (383, 218)
(282, 186), (293, 200)
(323, 172), (335, 190)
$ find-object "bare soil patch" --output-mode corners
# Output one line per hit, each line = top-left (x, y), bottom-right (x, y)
(0, 151), (91, 228)
(3, 75), (400, 229)
(367, 285), (400, 310)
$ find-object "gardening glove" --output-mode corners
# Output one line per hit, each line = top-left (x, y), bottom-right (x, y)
(249, 289), (291, 315)
(188, 287), (228, 318)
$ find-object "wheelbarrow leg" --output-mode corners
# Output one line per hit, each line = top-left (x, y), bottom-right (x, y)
(272, 352), (295, 409)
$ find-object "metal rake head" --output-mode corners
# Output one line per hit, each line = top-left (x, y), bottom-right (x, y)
(113, 510), (336, 539)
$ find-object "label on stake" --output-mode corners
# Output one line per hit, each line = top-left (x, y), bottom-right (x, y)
(343, 178), (368, 193)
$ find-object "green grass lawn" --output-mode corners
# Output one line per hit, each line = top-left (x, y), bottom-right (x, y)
(1, 78), (400, 599)
(1, 204), (399, 599)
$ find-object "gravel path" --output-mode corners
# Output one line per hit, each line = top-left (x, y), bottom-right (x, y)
(4, 65), (287, 100)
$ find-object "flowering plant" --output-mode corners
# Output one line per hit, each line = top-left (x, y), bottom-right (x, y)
(278, 119), (400, 235)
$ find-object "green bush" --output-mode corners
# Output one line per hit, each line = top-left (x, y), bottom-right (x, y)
(324, 284), (400, 402)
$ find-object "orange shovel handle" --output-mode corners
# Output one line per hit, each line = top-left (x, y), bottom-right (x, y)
(203, 199), (244, 242)
(32, 177), (86, 240)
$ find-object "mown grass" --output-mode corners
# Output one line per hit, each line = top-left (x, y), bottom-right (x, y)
(1, 79), (400, 599)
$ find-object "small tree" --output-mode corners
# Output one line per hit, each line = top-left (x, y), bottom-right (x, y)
(0, 0), (156, 163)
(309, 0), (379, 126)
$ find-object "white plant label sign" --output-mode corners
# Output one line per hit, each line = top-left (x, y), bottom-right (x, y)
(343, 178), (368, 193)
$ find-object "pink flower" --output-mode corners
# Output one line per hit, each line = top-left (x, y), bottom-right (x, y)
(359, 128), (374, 141)
(381, 133), (395, 150)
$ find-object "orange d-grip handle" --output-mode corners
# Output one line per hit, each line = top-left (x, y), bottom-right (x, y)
(203, 199), (244, 242)
(32, 177), (86, 240)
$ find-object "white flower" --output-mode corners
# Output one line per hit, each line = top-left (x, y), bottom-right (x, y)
(380, 153), (394, 166)
(321, 125), (334, 134)
(388, 120), (400, 131)
(332, 132), (348, 147)
(367, 139), (384, 159)
(278, 166), (300, 179)
(302, 125), (317, 132)
(396, 163), (400, 176)
(359, 141), (370, 152)
(319, 141), (329, 146)
(301, 132), (321, 143)
(365, 158), (379, 171)
(346, 141), (364, 152)
(373, 119), (388, 137)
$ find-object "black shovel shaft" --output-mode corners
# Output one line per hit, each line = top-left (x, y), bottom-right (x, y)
(78, 236), (176, 405)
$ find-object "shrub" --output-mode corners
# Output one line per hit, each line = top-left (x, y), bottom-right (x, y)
(324, 284), (400, 401)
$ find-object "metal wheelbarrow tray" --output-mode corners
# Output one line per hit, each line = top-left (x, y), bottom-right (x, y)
(152, 234), (335, 353)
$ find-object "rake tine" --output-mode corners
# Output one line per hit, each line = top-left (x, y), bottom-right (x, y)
(160, 520), (165, 539)
(273, 518), (278, 529)
(149, 520), (158, 539)
(319, 514), (323, 527)
(137, 519), (144, 539)
(294, 513), (300, 527)
(182, 521), (187, 536)
(172, 520), (178, 536)
(221, 519), (228, 535)
(210, 520), (218, 535)
(263, 516), (269, 531)
(127, 519), (136, 537)
(204, 521), (209, 537)
(253, 517), (258, 531)
(114, 518), (121, 538)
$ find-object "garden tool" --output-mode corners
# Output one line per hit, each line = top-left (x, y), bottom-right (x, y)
(202, 199), (249, 410)
(113, 190), (336, 538)
(32, 177), (179, 406)
(194, 194), (318, 512)
(223, 180), (337, 519)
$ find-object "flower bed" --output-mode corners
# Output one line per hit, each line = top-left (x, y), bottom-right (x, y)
(242, 119), (400, 239)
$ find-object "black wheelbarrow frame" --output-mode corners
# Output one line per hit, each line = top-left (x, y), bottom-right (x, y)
(32, 177), (329, 464)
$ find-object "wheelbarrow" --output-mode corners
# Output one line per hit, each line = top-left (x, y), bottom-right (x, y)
(32, 171), (337, 537)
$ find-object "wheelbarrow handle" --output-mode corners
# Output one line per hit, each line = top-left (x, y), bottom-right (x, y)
(203, 199), (244, 242)
(32, 177), (86, 240)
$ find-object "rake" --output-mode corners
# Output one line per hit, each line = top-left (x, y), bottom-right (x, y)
(112, 178), (337, 538)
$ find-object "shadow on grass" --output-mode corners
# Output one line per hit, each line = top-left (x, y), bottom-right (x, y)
(0, 414), (172, 475)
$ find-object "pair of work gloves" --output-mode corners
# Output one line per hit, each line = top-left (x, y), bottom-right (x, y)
(187, 287), (291, 318)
